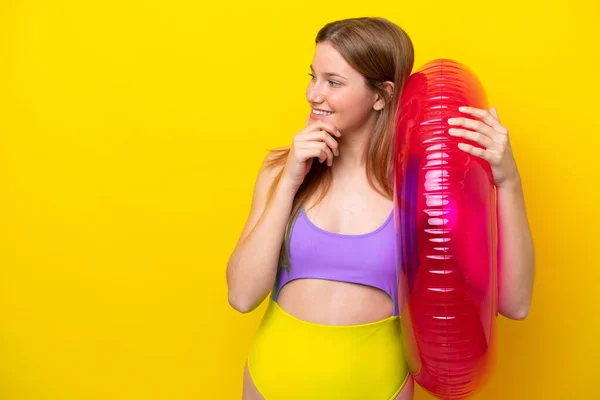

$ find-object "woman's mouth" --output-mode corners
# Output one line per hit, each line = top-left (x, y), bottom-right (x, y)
(312, 108), (335, 116)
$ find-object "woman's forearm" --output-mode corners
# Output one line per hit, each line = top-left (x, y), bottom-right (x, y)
(496, 178), (535, 320)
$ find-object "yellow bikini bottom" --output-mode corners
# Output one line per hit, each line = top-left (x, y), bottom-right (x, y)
(247, 299), (409, 399)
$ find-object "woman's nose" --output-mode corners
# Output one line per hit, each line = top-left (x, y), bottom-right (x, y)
(307, 83), (326, 104)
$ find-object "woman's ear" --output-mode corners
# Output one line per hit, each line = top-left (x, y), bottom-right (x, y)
(374, 81), (395, 111)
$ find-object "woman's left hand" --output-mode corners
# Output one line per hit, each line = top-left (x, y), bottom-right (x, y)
(448, 106), (520, 188)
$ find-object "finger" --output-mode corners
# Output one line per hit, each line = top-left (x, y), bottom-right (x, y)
(304, 142), (334, 166)
(457, 106), (507, 134)
(317, 141), (334, 166)
(448, 116), (498, 139)
(298, 144), (325, 163)
(457, 142), (492, 162)
(448, 128), (495, 149)
(489, 107), (500, 121)
(301, 130), (339, 156)
(318, 130), (340, 156)
(304, 120), (341, 137)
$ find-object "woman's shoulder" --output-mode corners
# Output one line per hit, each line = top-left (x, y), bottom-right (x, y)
(253, 147), (290, 192)
(263, 146), (290, 170)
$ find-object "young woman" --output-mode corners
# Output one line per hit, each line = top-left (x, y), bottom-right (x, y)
(226, 17), (534, 400)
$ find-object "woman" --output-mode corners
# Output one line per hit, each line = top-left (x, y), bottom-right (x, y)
(226, 17), (534, 400)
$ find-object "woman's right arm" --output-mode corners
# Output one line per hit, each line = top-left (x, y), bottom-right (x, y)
(226, 158), (296, 313)
(226, 120), (341, 313)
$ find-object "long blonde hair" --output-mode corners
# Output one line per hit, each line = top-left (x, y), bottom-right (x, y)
(266, 17), (414, 270)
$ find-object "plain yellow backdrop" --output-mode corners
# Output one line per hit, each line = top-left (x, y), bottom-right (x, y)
(1, 0), (598, 399)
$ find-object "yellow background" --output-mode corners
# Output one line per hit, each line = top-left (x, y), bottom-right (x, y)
(1, 0), (598, 399)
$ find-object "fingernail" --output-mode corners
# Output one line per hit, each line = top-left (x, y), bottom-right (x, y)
(458, 106), (467, 111)
(448, 128), (456, 134)
(448, 118), (457, 124)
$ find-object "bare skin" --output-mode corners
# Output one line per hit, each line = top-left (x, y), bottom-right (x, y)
(278, 171), (396, 325)
(234, 31), (533, 397)
(241, 171), (415, 398)
(234, 41), (414, 399)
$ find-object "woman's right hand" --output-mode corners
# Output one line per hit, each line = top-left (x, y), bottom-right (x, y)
(280, 119), (341, 191)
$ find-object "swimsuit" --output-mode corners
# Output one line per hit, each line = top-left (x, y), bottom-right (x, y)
(247, 206), (409, 399)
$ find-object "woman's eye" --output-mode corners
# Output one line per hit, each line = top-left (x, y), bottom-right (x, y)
(308, 74), (340, 88)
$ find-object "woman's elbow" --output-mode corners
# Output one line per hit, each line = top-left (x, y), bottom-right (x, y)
(228, 290), (255, 313)
(504, 307), (530, 321)
(225, 262), (272, 313)
(499, 297), (531, 320)
(227, 285), (267, 314)
(226, 264), (253, 313)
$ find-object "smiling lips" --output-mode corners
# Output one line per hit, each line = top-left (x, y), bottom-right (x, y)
(312, 108), (335, 117)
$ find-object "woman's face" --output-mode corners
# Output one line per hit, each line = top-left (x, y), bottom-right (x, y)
(306, 42), (378, 134)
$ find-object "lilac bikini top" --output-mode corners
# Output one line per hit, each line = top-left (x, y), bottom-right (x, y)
(272, 206), (400, 316)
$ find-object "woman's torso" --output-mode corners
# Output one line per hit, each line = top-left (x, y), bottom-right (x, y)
(275, 171), (397, 325)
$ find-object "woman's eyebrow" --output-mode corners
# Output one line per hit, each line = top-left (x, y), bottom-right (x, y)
(310, 65), (347, 80)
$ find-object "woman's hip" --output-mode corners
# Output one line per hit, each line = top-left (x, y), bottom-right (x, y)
(247, 299), (409, 400)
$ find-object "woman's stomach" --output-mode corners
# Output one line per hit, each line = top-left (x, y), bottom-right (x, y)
(276, 278), (394, 325)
